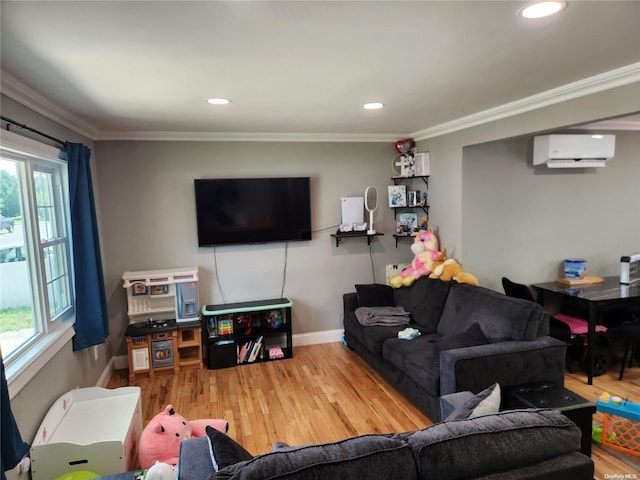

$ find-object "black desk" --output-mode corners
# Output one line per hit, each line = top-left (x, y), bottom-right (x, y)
(503, 383), (596, 457)
(533, 276), (640, 385)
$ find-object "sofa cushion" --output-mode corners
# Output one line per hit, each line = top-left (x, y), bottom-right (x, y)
(403, 409), (581, 480)
(434, 322), (488, 353)
(206, 426), (254, 470)
(356, 284), (395, 307)
(210, 434), (419, 480)
(393, 277), (451, 332)
(445, 383), (501, 420)
(344, 313), (407, 356)
(437, 284), (543, 341)
(382, 336), (441, 396)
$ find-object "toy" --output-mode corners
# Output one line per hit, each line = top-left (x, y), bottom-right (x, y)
(389, 228), (442, 288)
(266, 310), (283, 330)
(138, 405), (228, 469)
(429, 258), (479, 286)
(236, 314), (253, 335)
(145, 462), (175, 480)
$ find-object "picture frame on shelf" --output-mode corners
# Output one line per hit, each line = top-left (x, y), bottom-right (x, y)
(388, 185), (407, 207)
(407, 190), (420, 206)
(398, 212), (418, 232)
(396, 222), (411, 236)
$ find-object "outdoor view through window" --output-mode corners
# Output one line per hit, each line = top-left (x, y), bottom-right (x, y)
(0, 154), (73, 365)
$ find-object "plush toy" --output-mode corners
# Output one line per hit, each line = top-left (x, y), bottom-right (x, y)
(389, 228), (442, 288)
(429, 258), (479, 286)
(138, 405), (229, 469)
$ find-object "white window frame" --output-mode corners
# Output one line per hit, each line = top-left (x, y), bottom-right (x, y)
(0, 130), (75, 399)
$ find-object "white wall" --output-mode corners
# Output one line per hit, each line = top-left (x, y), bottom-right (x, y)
(94, 140), (419, 355)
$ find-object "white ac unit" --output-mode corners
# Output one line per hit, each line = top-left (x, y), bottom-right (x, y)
(533, 134), (615, 168)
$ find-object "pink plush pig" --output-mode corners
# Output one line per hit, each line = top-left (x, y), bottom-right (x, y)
(138, 404), (228, 469)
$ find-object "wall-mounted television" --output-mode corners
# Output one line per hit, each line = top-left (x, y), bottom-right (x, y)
(194, 177), (312, 246)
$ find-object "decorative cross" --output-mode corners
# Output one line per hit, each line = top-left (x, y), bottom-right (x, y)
(395, 155), (411, 177)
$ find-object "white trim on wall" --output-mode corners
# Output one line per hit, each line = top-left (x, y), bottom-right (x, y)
(411, 62), (640, 141)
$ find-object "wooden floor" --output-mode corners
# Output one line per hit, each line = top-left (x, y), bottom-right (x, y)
(106, 342), (640, 478)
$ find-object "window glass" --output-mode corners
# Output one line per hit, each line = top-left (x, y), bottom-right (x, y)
(0, 159), (37, 358)
(0, 145), (73, 367)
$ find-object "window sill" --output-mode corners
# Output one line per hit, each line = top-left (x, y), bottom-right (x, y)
(6, 321), (75, 399)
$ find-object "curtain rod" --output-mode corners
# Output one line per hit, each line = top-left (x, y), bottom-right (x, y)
(1, 115), (67, 148)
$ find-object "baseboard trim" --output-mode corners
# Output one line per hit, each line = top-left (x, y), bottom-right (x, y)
(292, 329), (344, 346)
(106, 329), (344, 382)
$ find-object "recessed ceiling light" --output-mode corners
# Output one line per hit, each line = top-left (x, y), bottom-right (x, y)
(207, 98), (231, 105)
(520, 1), (567, 19)
(364, 102), (384, 110)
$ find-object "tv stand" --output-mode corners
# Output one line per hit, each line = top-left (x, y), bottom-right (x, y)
(202, 298), (293, 369)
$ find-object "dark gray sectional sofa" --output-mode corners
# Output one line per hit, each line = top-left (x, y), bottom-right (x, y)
(176, 407), (593, 479)
(343, 277), (567, 420)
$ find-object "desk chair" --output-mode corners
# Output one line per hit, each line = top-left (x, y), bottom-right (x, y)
(618, 320), (640, 380)
(501, 277), (610, 376)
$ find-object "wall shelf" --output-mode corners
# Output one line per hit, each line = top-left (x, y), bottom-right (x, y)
(330, 232), (384, 247)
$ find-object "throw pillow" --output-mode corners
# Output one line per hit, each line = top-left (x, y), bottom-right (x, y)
(206, 426), (253, 471)
(445, 383), (501, 421)
(434, 322), (488, 353)
(356, 284), (395, 307)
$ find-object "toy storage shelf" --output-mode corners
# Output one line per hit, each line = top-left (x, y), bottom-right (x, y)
(203, 298), (293, 369)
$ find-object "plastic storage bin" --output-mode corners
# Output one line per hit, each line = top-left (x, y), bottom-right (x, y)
(596, 398), (640, 457)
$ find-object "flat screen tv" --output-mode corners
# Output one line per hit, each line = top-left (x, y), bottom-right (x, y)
(194, 177), (312, 246)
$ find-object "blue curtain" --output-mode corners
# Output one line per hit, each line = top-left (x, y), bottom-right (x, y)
(66, 143), (109, 351)
(1, 356), (30, 479)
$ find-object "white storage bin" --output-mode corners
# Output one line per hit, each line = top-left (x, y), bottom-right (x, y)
(30, 386), (142, 478)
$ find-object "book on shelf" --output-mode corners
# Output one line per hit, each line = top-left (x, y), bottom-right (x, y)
(238, 335), (264, 363)
(248, 336), (263, 363)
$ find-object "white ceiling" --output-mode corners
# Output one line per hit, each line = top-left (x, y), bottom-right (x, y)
(1, 1), (640, 141)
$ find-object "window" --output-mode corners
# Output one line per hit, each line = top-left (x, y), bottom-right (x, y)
(0, 131), (75, 396)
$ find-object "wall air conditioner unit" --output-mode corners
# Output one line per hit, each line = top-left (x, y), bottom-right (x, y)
(533, 134), (615, 168)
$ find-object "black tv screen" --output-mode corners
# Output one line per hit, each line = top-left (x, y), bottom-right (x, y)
(194, 177), (312, 246)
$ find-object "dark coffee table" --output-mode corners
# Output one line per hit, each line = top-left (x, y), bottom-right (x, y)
(503, 382), (596, 457)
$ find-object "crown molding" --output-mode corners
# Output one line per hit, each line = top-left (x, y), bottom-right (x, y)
(3, 62), (640, 143)
(1, 70), (100, 140)
(411, 62), (640, 141)
(570, 117), (640, 131)
(95, 130), (402, 143)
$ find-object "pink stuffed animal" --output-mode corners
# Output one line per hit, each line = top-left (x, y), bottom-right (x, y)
(390, 228), (442, 288)
(138, 405), (228, 469)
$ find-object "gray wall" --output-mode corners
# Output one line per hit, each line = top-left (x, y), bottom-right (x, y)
(418, 82), (640, 288)
(94, 140), (411, 356)
(419, 82), (640, 259)
(462, 131), (640, 291)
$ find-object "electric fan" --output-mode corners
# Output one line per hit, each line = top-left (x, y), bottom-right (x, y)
(365, 186), (378, 235)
